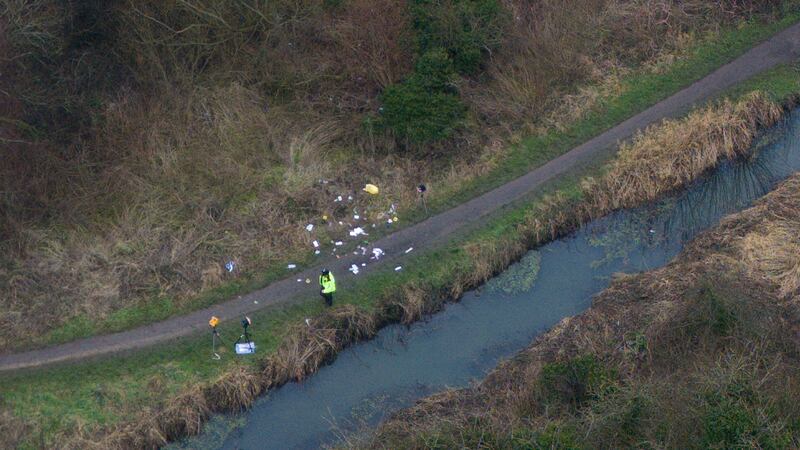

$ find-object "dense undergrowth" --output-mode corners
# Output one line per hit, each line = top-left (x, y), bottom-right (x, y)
(366, 172), (800, 449)
(0, 75), (791, 448)
(0, 0), (793, 350)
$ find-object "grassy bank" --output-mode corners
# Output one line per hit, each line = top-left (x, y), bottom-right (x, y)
(19, 9), (800, 353)
(367, 171), (800, 450)
(1, 65), (796, 448)
(1, 2), (797, 351)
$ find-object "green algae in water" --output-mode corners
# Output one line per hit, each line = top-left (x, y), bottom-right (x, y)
(485, 251), (542, 295)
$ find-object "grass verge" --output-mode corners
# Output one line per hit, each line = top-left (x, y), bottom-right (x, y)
(1, 64), (797, 448)
(31, 12), (800, 350)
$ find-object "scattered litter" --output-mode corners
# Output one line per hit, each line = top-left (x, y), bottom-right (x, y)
(649, 229), (656, 234)
(354, 214), (360, 220)
(349, 264), (360, 274)
(405, 247), (413, 254)
(361, 263), (366, 267)
(372, 224), (376, 228)
(335, 241), (343, 246)
(305, 318), (311, 326)
(387, 219), (393, 224)
(305, 278), (311, 284)
(395, 266), (403, 271)
(335, 195), (343, 202)
(312, 240), (320, 248)
(372, 248), (385, 259)
(225, 261), (236, 272)
(348, 195), (353, 201)
(322, 215), (328, 221)
(393, 216), (399, 222)
(339, 221), (343, 225)
(287, 263), (297, 269)
(349, 227), (367, 237)
(254, 300), (258, 304)
(315, 250), (321, 255)
(305, 224), (314, 232)
(353, 251), (358, 255)
(389, 203), (397, 214)
(363, 184), (380, 195)
(297, 278), (302, 282)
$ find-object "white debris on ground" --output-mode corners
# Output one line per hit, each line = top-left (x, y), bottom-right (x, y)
(349, 227), (367, 237)
(294, 180), (425, 281)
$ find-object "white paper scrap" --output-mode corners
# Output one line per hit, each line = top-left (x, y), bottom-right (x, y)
(335, 241), (343, 246)
(305, 224), (314, 231)
(312, 240), (319, 248)
(349, 227), (367, 237)
(287, 264), (297, 269)
(394, 266), (403, 271)
(372, 248), (384, 259)
(349, 264), (360, 274)
(405, 247), (413, 254)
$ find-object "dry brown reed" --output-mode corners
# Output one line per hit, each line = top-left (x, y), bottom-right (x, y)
(366, 169), (800, 447)
(262, 305), (377, 386)
(583, 91), (783, 211)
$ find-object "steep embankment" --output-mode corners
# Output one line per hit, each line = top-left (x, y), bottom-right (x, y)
(366, 160), (800, 449)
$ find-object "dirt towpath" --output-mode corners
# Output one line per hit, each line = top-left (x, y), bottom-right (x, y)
(3, 23), (800, 372)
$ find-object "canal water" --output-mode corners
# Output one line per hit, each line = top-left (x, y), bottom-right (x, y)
(174, 111), (800, 449)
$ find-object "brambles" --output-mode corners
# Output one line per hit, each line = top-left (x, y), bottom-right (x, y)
(410, 0), (505, 75)
(377, 48), (465, 145)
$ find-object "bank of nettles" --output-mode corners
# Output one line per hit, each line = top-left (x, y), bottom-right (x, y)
(47, 88), (795, 448)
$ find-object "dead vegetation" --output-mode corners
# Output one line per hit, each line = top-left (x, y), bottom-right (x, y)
(45, 87), (797, 449)
(0, 0), (786, 350)
(363, 172), (800, 450)
(584, 92), (783, 211)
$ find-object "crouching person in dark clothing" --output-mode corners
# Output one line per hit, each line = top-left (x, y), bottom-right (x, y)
(319, 269), (336, 306)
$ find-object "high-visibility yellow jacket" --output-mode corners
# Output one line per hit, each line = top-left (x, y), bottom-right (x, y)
(320, 273), (336, 293)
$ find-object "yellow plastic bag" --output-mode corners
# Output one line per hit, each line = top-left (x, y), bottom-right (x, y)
(363, 184), (379, 195)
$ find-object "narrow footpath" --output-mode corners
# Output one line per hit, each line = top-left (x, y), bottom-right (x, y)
(3, 22), (800, 372)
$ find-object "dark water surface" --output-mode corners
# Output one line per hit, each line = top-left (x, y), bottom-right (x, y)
(174, 112), (800, 450)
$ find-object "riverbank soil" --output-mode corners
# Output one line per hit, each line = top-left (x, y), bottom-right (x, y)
(367, 173), (800, 449)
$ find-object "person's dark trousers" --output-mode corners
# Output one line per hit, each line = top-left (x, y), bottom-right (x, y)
(321, 291), (333, 306)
